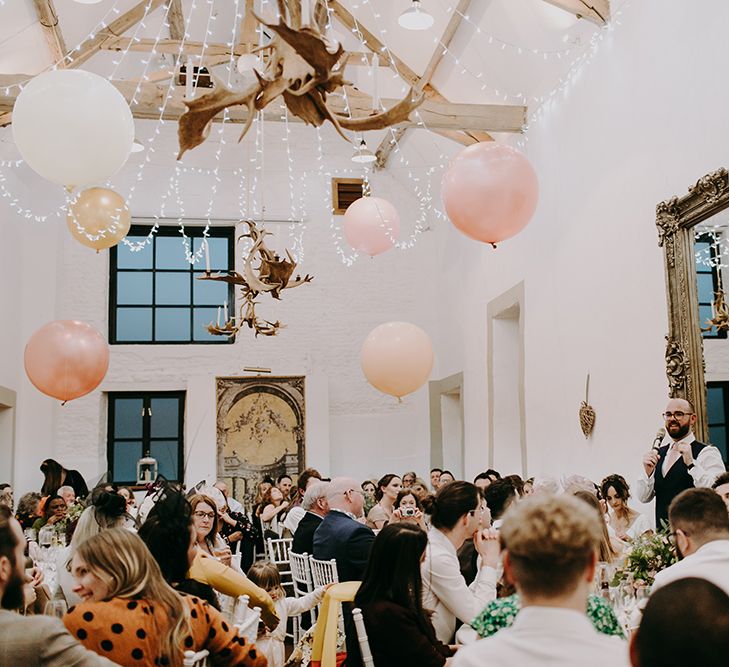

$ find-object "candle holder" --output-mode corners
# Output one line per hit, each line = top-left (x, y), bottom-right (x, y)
(136, 457), (158, 485)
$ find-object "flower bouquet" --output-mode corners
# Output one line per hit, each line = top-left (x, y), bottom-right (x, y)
(612, 528), (677, 587)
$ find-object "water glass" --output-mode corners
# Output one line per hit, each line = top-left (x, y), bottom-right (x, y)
(44, 600), (67, 618)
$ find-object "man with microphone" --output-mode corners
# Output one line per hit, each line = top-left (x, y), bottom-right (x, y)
(637, 397), (725, 528)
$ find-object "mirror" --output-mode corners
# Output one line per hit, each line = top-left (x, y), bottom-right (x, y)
(657, 167), (729, 453)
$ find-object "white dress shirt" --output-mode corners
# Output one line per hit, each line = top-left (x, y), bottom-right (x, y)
(421, 526), (497, 643)
(452, 606), (630, 667)
(227, 496), (244, 514)
(283, 505), (306, 535)
(636, 433), (726, 503)
(652, 539), (729, 596)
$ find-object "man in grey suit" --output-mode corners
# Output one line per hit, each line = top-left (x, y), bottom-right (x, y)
(0, 505), (119, 666)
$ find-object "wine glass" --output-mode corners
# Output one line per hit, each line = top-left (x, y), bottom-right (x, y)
(44, 600), (67, 618)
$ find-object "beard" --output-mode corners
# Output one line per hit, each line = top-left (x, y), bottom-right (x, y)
(667, 421), (691, 440)
(1, 567), (25, 610)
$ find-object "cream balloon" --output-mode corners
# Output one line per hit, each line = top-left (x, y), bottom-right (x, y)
(361, 322), (434, 398)
(12, 70), (134, 186)
(67, 187), (131, 251)
(343, 196), (400, 256)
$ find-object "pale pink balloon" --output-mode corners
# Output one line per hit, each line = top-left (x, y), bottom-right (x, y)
(361, 322), (434, 398)
(442, 143), (539, 246)
(24, 320), (110, 403)
(343, 196), (400, 256)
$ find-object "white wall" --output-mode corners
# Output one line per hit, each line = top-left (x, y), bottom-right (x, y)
(436, 0), (729, 492)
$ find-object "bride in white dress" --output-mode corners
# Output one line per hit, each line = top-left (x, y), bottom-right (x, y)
(600, 474), (652, 540)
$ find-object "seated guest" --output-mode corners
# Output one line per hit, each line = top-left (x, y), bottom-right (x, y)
(630, 578), (729, 667)
(410, 477), (430, 501)
(283, 468), (323, 535)
(402, 471), (417, 489)
(483, 478), (518, 528)
(291, 481), (330, 555)
(117, 487), (137, 517)
(361, 479), (377, 515)
(139, 485), (219, 609)
(32, 494), (67, 533)
(430, 468), (443, 492)
(438, 471), (456, 486)
(652, 487), (729, 595)
(187, 494), (279, 628)
(214, 480), (244, 513)
(40, 458), (88, 499)
(574, 490), (621, 562)
(0, 506), (118, 666)
(0, 483), (13, 510)
(65, 529), (266, 666)
(712, 471), (729, 514)
(277, 474), (294, 502)
(392, 489), (427, 530)
(257, 486), (289, 537)
(453, 495), (629, 667)
(600, 474), (652, 540)
(15, 491), (41, 531)
(366, 474), (402, 530)
(502, 475), (525, 497)
(57, 485), (77, 508)
(522, 478), (534, 495)
(421, 481), (500, 643)
(189, 493), (231, 565)
(355, 523), (455, 667)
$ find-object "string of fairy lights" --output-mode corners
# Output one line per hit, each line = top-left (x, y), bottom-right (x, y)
(0, 0), (630, 266)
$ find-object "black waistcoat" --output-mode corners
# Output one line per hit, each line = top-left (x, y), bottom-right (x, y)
(653, 440), (707, 528)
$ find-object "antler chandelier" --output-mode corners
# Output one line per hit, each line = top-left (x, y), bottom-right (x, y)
(177, 0), (424, 158)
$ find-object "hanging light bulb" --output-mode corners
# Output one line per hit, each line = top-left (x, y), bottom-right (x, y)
(351, 139), (377, 164)
(398, 0), (434, 31)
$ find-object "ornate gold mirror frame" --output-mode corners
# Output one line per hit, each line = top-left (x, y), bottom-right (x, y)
(656, 168), (729, 441)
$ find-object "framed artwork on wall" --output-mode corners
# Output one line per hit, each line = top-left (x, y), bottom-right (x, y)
(215, 376), (305, 506)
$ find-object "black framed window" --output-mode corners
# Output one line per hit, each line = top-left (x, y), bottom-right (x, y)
(107, 391), (185, 484)
(707, 382), (729, 464)
(110, 225), (234, 344)
(695, 234), (726, 340)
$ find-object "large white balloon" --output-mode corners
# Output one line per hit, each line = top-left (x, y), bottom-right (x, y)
(12, 70), (134, 186)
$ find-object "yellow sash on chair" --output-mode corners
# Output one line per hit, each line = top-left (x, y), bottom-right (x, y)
(310, 581), (361, 667)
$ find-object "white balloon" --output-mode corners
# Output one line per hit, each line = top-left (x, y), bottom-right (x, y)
(12, 70), (134, 186)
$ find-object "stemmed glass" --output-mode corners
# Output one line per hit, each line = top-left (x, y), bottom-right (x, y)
(44, 600), (67, 618)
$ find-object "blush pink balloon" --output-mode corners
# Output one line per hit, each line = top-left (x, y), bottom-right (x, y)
(361, 322), (434, 398)
(24, 320), (110, 403)
(343, 196), (400, 256)
(442, 143), (539, 246)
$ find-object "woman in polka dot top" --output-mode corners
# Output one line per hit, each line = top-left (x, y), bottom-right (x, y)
(63, 528), (266, 667)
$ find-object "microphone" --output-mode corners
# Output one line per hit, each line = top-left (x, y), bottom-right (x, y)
(652, 427), (666, 451)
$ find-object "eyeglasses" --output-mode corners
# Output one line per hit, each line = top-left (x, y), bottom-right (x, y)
(663, 411), (693, 420)
(668, 529), (690, 544)
(193, 511), (215, 520)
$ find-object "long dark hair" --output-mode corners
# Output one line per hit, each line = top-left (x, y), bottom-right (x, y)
(421, 481), (480, 530)
(40, 459), (64, 496)
(355, 523), (429, 630)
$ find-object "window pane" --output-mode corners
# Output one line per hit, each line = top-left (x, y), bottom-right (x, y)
(156, 236), (190, 270)
(113, 397), (144, 438)
(709, 426), (728, 463)
(113, 440), (143, 482)
(193, 308), (221, 341)
(697, 273), (715, 304)
(156, 308), (190, 341)
(117, 237), (153, 269)
(116, 308), (153, 341)
(156, 272), (190, 305)
(707, 386), (726, 424)
(150, 397), (180, 438)
(193, 274), (229, 305)
(117, 272), (153, 305)
(150, 440), (180, 480)
(194, 236), (229, 271)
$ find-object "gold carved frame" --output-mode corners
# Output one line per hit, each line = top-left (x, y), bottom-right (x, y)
(657, 167), (729, 441)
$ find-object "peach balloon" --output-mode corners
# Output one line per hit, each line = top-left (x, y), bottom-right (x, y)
(24, 320), (110, 403)
(67, 187), (131, 251)
(442, 143), (538, 246)
(361, 322), (434, 398)
(343, 196), (400, 256)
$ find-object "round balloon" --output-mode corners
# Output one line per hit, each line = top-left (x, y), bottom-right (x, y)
(24, 320), (109, 403)
(67, 187), (131, 251)
(361, 322), (434, 398)
(442, 143), (538, 246)
(12, 70), (134, 186)
(343, 196), (400, 256)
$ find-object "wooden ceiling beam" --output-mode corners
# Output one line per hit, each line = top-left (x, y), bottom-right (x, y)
(33, 0), (68, 67)
(0, 81), (526, 133)
(165, 0), (186, 40)
(541, 0), (610, 26)
(376, 0), (476, 167)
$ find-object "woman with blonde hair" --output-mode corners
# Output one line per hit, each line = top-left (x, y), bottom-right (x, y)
(64, 529), (267, 667)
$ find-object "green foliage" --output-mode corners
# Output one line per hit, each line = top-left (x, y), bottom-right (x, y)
(612, 528), (677, 586)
